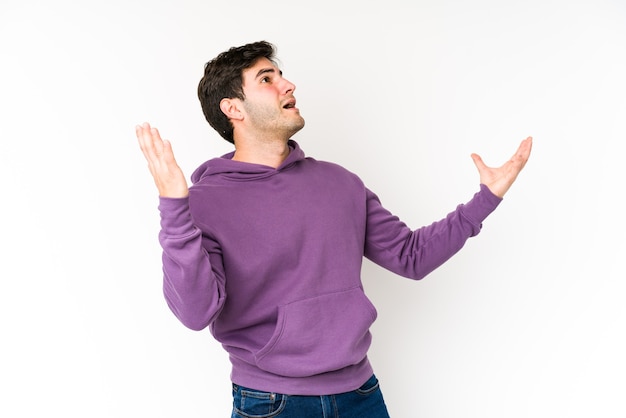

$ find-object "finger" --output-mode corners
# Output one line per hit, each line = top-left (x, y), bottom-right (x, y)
(162, 138), (174, 158)
(513, 136), (533, 160)
(470, 153), (486, 171)
(136, 121), (153, 142)
(509, 136), (533, 169)
(136, 122), (156, 159)
(135, 122), (150, 147)
(150, 126), (166, 158)
(136, 123), (165, 165)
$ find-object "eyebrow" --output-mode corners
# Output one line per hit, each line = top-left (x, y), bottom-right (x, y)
(254, 67), (283, 79)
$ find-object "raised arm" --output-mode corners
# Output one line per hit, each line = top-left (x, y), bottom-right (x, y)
(471, 136), (533, 198)
(365, 136), (533, 280)
(134, 122), (226, 330)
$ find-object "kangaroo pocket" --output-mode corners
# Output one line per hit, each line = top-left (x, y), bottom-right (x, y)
(254, 287), (377, 378)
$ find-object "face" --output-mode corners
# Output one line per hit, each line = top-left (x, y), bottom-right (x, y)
(239, 58), (305, 140)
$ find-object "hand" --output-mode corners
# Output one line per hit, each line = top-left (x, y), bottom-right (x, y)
(471, 136), (533, 198)
(135, 122), (189, 198)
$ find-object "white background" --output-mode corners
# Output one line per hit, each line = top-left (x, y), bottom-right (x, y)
(1, 0), (625, 417)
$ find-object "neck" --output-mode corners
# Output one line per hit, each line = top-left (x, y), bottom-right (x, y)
(232, 138), (291, 169)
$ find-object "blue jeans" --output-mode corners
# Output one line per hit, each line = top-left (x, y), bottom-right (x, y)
(231, 374), (391, 418)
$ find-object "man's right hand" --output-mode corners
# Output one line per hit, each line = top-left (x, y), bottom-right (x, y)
(135, 122), (189, 198)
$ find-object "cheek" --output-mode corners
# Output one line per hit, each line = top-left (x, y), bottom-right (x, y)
(244, 102), (280, 124)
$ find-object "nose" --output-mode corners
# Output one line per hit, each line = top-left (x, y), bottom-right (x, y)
(282, 77), (296, 95)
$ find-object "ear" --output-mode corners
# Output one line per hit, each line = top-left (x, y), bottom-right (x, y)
(220, 98), (244, 121)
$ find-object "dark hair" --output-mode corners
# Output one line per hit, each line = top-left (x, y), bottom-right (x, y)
(197, 40), (277, 144)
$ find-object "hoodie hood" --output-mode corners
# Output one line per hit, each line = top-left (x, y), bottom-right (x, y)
(190, 140), (306, 184)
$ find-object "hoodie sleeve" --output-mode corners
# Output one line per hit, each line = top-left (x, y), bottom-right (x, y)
(158, 197), (226, 331)
(364, 184), (502, 279)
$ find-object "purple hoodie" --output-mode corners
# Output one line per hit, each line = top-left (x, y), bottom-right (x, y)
(157, 140), (501, 395)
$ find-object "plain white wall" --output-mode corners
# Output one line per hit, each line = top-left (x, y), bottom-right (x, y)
(2, 0), (625, 417)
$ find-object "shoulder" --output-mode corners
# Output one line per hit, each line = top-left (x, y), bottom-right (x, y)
(301, 157), (364, 181)
(301, 156), (357, 175)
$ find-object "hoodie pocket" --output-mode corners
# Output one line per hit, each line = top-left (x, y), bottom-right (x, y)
(254, 287), (377, 377)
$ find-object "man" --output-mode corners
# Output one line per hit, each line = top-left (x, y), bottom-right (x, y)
(136, 40), (532, 417)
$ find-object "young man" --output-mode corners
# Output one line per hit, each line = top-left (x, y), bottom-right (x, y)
(136, 40), (532, 417)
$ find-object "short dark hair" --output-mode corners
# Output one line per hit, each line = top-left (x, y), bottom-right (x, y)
(197, 40), (277, 144)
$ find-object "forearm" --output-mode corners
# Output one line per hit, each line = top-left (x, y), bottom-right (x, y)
(365, 184), (502, 279)
(159, 197), (226, 330)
